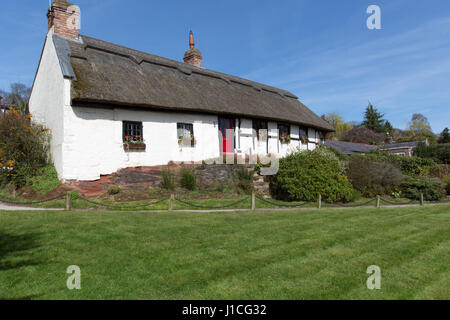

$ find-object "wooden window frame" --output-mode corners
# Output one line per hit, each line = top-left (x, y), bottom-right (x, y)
(252, 119), (268, 141)
(123, 121), (143, 142)
(278, 123), (291, 144)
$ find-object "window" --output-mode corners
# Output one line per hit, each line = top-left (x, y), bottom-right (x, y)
(319, 132), (325, 145)
(123, 121), (143, 142)
(252, 119), (268, 141)
(177, 123), (195, 147)
(278, 123), (291, 144)
(299, 126), (308, 142)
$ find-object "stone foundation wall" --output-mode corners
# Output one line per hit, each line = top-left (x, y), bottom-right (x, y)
(64, 163), (271, 196)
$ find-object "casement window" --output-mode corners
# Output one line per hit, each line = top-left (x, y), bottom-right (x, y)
(123, 121), (143, 142)
(299, 126), (308, 142)
(177, 123), (195, 147)
(278, 123), (291, 144)
(252, 119), (268, 141)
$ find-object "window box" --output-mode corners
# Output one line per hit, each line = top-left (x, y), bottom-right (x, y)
(123, 143), (146, 151)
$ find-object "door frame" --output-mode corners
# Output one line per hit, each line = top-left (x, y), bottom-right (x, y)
(218, 116), (235, 154)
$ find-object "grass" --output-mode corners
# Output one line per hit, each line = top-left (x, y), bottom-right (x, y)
(0, 205), (449, 299)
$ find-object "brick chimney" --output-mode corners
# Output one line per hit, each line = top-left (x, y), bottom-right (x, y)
(183, 31), (203, 67)
(47, 0), (80, 40)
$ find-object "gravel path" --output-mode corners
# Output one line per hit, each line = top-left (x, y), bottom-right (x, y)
(0, 202), (60, 211)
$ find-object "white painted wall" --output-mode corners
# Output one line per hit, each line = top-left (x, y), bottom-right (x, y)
(29, 30), (66, 177)
(60, 107), (319, 181)
(62, 108), (222, 180)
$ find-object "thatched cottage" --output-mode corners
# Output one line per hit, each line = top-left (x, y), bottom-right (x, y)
(29, 0), (334, 181)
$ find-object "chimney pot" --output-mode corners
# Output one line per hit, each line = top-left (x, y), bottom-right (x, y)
(183, 31), (203, 67)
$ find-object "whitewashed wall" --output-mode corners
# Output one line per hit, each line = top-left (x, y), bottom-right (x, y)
(60, 109), (319, 181)
(29, 31), (66, 177)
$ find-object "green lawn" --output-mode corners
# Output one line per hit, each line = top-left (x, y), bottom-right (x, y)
(1, 205), (449, 300)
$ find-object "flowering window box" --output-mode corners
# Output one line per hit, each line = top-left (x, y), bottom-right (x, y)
(280, 133), (291, 144)
(123, 143), (146, 151)
(123, 135), (146, 151)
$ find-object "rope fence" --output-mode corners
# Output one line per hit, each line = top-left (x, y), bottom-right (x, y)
(78, 196), (169, 210)
(0, 191), (447, 212)
(174, 197), (250, 209)
(255, 195), (311, 208)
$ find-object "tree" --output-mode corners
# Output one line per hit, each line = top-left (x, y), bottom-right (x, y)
(404, 113), (437, 145)
(362, 102), (386, 133)
(438, 128), (450, 144)
(408, 113), (431, 133)
(0, 82), (31, 114)
(341, 127), (387, 145)
(323, 113), (353, 140)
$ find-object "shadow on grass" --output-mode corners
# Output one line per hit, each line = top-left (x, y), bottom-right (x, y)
(0, 230), (44, 271)
(0, 294), (43, 300)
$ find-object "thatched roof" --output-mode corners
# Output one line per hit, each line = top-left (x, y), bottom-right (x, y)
(58, 35), (334, 132)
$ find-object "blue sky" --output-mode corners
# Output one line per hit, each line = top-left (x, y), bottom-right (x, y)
(0, 0), (449, 133)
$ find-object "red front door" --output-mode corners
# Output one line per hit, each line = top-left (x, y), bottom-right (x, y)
(219, 117), (233, 154)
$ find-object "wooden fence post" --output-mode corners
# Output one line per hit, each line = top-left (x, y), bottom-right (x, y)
(318, 194), (322, 209)
(169, 194), (174, 211)
(65, 191), (72, 211)
(420, 192), (424, 206)
(376, 195), (380, 208)
(251, 192), (256, 211)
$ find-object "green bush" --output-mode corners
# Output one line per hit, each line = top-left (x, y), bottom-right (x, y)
(401, 176), (446, 201)
(359, 152), (436, 176)
(161, 169), (176, 191)
(180, 167), (197, 191)
(443, 175), (450, 195)
(26, 165), (61, 195)
(70, 190), (81, 200)
(414, 142), (450, 164)
(347, 156), (404, 196)
(234, 167), (254, 194)
(0, 109), (50, 187)
(107, 185), (121, 195)
(270, 148), (354, 202)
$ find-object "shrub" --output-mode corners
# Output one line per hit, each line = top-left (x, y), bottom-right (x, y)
(414, 142), (450, 164)
(180, 167), (197, 190)
(359, 152), (436, 176)
(347, 156), (404, 197)
(70, 190), (81, 200)
(443, 175), (450, 195)
(0, 108), (50, 188)
(234, 167), (254, 194)
(270, 148), (355, 202)
(161, 169), (176, 191)
(26, 165), (61, 195)
(401, 176), (446, 201)
(107, 185), (121, 195)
